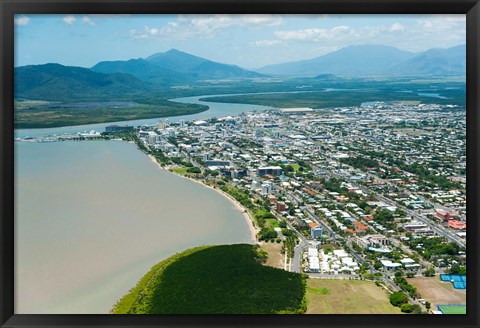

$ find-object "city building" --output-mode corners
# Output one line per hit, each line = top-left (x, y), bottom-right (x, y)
(251, 180), (261, 190)
(311, 226), (323, 239)
(257, 166), (283, 177)
(147, 133), (156, 144)
(355, 234), (389, 249)
(308, 247), (320, 272)
(448, 220), (467, 230)
(261, 183), (272, 195)
(276, 201), (288, 213)
(434, 209), (456, 222)
(380, 260), (402, 270)
(403, 222), (428, 231)
(205, 160), (231, 167)
(279, 107), (314, 115)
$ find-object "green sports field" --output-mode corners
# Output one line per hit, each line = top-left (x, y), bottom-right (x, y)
(438, 305), (466, 314)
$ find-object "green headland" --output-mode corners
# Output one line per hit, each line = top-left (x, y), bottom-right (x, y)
(111, 244), (307, 314)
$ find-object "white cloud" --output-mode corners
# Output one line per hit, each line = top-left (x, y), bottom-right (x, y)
(82, 16), (96, 26)
(130, 14), (283, 40)
(275, 25), (351, 41)
(416, 15), (465, 33)
(389, 23), (404, 32)
(63, 15), (76, 26)
(271, 16), (465, 53)
(15, 15), (30, 26)
(130, 24), (171, 40)
(241, 15), (283, 27)
(129, 14), (465, 56)
(250, 40), (282, 47)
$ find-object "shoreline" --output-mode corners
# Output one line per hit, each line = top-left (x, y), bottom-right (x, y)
(145, 153), (258, 242)
(147, 154), (166, 171)
(167, 169), (259, 243)
(136, 137), (258, 243)
(140, 150), (255, 243)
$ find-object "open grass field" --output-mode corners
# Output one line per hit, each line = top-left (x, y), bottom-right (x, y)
(112, 244), (306, 314)
(306, 279), (402, 314)
(265, 218), (279, 228)
(406, 276), (466, 309)
(289, 163), (301, 172)
(437, 305), (466, 314)
(171, 167), (188, 175)
(260, 242), (285, 270)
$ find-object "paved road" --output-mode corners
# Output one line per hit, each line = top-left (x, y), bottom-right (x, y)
(291, 242), (307, 273)
(373, 192), (465, 248)
(302, 206), (339, 240)
(321, 162), (465, 248)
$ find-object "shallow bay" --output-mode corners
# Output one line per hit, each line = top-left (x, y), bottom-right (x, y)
(15, 140), (254, 314)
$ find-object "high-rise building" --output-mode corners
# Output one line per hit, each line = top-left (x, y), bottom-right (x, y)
(148, 134), (156, 144)
(311, 226), (323, 239)
(257, 166), (283, 176)
(261, 183), (272, 195)
(179, 120), (185, 128)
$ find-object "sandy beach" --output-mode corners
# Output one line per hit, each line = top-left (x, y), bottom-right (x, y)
(167, 168), (259, 242)
(144, 147), (257, 242)
(147, 154), (166, 171)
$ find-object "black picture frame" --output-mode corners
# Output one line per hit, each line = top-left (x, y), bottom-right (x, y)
(1, 1), (479, 328)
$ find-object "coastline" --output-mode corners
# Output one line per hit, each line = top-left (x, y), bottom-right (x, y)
(147, 154), (166, 171)
(167, 169), (259, 243)
(144, 151), (257, 242)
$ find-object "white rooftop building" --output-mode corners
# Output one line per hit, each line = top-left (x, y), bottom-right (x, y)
(279, 107), (314, 114)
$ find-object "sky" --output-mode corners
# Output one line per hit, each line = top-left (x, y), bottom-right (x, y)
(14, 14), (465, 69)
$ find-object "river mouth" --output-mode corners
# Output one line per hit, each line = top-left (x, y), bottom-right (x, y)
(14, 91), (275, 139)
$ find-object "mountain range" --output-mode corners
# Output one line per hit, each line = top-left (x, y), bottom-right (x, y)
(257, 44), (466, 76)
(15, 45), (466, 100)
(14, 63), (153, 100)
(91, 49), (264, 84)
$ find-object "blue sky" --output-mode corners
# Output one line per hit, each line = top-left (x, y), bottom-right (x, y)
(14, 14), (465, 69)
